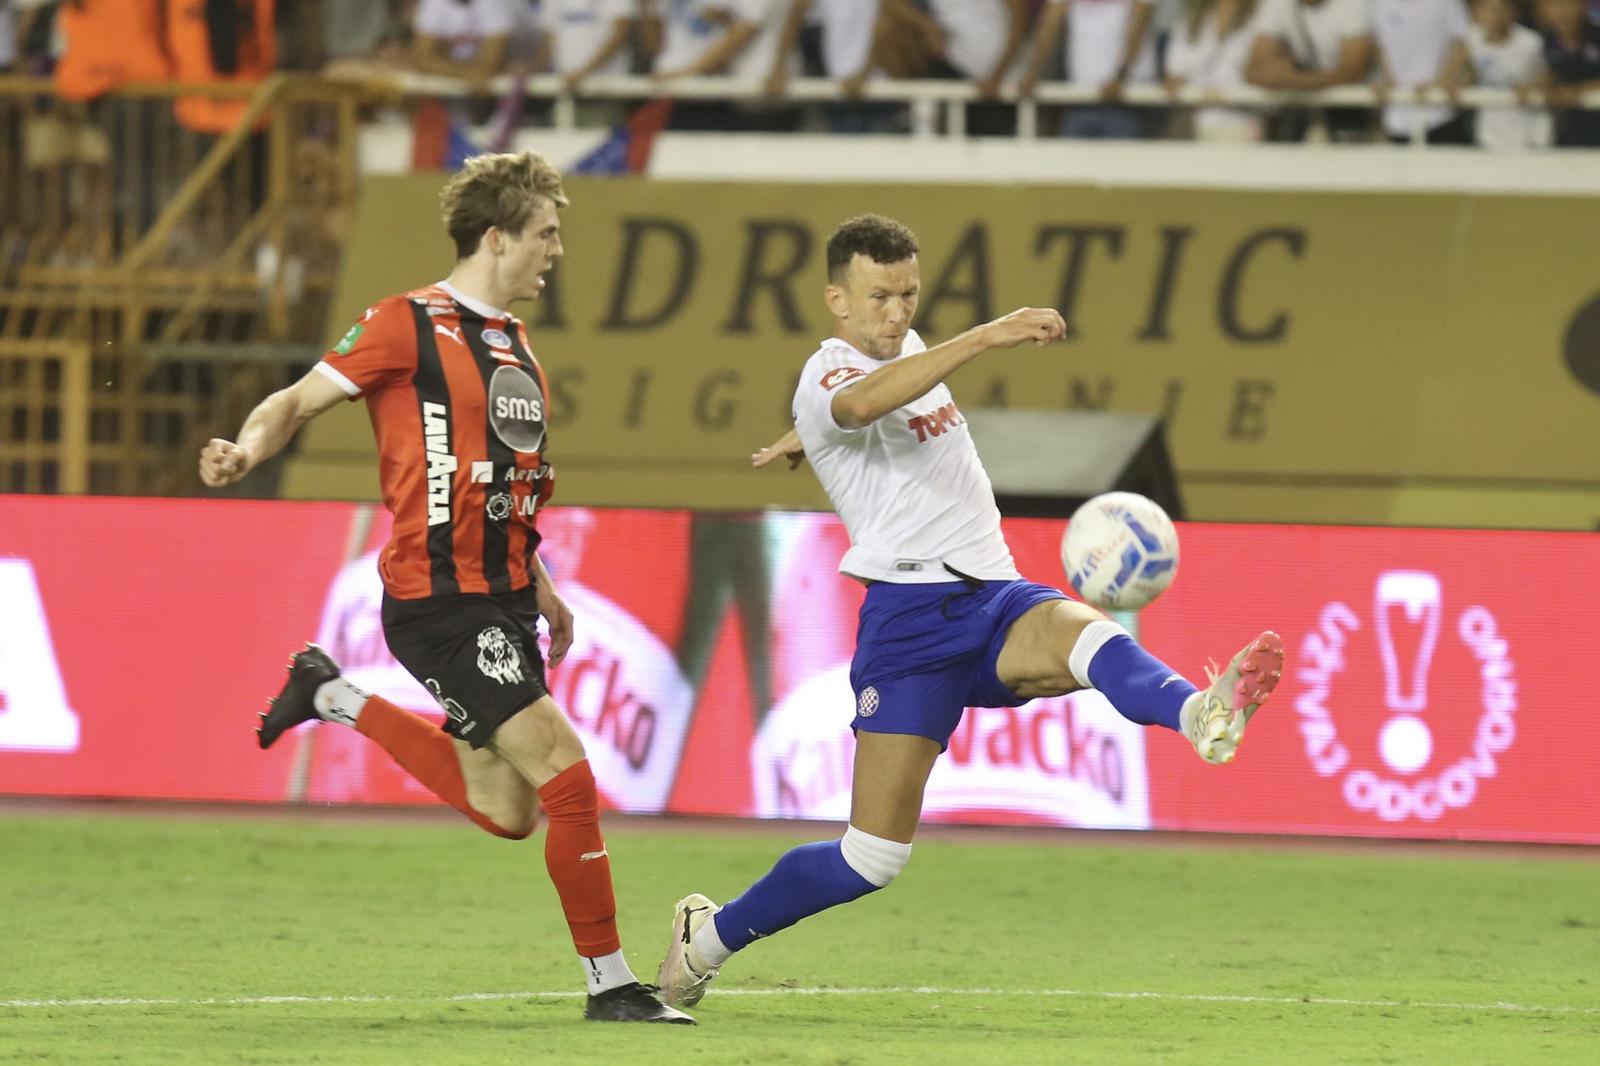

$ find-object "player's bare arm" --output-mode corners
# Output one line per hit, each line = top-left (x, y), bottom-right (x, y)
(531, 553), (575, 668)
(412, 33), (510, 93)
(831, 307), (1066, 430)
(656, 12), (759, 78)
(752, 428), (805, 469)
(198, 369), (348, 488)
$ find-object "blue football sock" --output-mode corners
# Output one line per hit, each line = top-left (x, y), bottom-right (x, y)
(1071, 623), (1195, 732)
(712, 840), (878, 954)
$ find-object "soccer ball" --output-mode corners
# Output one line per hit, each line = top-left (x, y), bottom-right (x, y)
(1060, 492), (1179, 611)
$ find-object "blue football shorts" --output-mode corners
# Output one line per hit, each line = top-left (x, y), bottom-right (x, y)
(848, 575), (1066, 749)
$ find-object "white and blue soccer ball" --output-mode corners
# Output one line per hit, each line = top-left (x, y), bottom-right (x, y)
(1060, 492), (1179, 612)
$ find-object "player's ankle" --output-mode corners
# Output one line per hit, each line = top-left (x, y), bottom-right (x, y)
(312, 677), (369, 726)
(690, 915), (732, 970)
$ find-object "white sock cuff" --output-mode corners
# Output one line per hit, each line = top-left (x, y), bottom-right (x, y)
(581, 949), (638, 994)
(691, 911), (732, 968)
(840, 825), (912, 888)
(1067, 619), (1131, 689)
(312, 677), (369, 726)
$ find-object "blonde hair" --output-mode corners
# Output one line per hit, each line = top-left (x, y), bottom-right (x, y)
(438, 150), (570, 259)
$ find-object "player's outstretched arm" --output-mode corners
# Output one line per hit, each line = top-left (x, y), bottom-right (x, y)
(831, 306), (1066, 430)
(197, 369), (348, 488)
(752, 428), (805, 470)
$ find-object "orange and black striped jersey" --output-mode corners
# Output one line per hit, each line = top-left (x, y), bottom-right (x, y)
(315, 282), (554, 600)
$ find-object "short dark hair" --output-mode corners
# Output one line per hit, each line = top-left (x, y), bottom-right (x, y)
(826, 214), (919, 283)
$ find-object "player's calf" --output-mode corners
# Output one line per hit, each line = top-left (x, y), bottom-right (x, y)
(657, 827), (912, 1007)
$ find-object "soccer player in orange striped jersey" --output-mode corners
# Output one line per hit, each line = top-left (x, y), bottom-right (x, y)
(198, 151), (692, 1025)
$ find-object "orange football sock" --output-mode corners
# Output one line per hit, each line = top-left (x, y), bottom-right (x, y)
(355, 696), (531, 840)
(536, 760), (622, 957)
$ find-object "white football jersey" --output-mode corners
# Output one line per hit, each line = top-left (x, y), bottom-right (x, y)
(791, 330), (1020, 585)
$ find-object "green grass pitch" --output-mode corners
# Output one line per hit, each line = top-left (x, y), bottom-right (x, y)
(2, 807), (1597, 1065)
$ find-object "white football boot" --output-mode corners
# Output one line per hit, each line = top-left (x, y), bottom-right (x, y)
(1181, 631), (1284, 764)
(656, 894), (722, 1008)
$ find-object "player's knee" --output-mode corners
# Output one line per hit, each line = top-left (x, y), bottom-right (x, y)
(473, 799), (539, 840)
(1052, 596), (1109, 638)
(841, 824), (912, 889)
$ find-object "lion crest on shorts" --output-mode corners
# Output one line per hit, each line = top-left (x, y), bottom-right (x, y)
(476, 626), (524, 685)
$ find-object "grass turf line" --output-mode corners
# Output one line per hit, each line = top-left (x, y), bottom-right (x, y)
(2, 812), (1596, 1065)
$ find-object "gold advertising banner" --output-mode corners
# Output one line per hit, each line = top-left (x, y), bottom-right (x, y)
(286, 175), (1600, 529)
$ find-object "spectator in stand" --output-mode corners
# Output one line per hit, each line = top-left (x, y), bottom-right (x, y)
(168, 0), (279, 134)
(652, 1), (800, 130)
(1246, 0), (1377, 140)
(1163, 0), (1264, 141)
(653, 0), (792, 82)
(8, 0), (58, 74)
(924, 0), (1028, 98)
(412, 0), (514, 94)
(1465, 0), (1551, 147)
(768, 0), (900, 133)
(762, 0), (814, 97)
(1373, 0), (1472, 143)
(539, 0), (635, 91)
(49, 0), (167, 102)
(871, 0), (946, 80)
(1021, 0), (1161, 139)
(1540, 0), (1600, 145)
(0, 3), (14, 73)
(923, 0), (1030, 135)
(323, 1), (413, 79)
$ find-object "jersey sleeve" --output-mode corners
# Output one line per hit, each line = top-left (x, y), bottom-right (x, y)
(792, 344), (876, 446)
(315, 297), (418, 400)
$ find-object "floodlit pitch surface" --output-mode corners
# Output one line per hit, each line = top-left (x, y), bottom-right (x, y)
(2, 809), (1596, 1065)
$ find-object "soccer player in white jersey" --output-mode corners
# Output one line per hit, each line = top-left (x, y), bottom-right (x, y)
(655, 214), (1285, 1008)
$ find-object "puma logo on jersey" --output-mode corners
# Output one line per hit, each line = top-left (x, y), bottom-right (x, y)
(423, 402), (456, 526)
(434, 323), (464, 345)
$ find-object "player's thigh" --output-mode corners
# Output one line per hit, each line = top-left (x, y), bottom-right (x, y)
(849, 730), (942, 844)
(454, 738), (540, 833)
(994, 597), (1106, 700)
(484, 694), (588, 789)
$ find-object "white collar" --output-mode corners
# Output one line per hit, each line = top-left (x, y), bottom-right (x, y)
(438, 280), (509, 320)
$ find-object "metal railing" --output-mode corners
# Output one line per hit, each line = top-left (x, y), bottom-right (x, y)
(394, 71), (1600, 143)
(1, 68), (1591, 497)
(0, 75), (369, 495)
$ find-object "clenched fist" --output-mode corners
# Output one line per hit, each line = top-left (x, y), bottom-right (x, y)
(199, 438), (252, 488)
